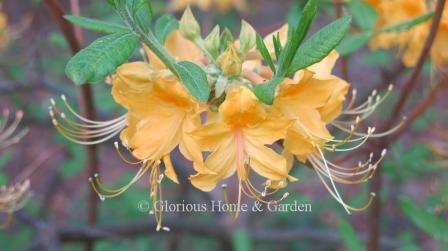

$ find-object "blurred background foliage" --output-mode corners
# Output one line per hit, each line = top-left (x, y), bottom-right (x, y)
(0, 0), (447, 250)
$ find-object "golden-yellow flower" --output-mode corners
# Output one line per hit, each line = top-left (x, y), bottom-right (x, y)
(50, 30), (208, 231)
(52, 9), (402, 222)
(241, 25), (400, 213)
(367, 0), (448, 67)
(190, 87), (293, 196)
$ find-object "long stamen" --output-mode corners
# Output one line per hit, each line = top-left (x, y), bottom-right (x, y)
(49, 97), (126, 146)
(0, 110), (28, 150)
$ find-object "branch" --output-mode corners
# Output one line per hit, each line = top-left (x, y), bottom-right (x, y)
(368, 1), (446, 250)
(44, 1), (100, 251)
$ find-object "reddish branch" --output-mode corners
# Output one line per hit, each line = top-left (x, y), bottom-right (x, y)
(367, 1), (447, 251)
(333, 0), (350, 81)
(44, 1), (99, 251)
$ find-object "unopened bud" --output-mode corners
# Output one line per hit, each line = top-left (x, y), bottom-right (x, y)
(220, 28), (234, 51)
(239, 20), (256, 53)
(205, 25), (220, 54)
(217, 45), (243, 77)
(180, 7), (201, 40)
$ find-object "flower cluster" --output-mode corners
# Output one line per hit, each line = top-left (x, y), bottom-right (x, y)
(0, 110), (30, 228)
(51, 7), (402, 230)
(366, 0), (448, 67)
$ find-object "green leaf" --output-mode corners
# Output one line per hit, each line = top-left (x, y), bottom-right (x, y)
(253, 77), (284, 105)
(277, 0), (317, 76)
(231, 229), (252, 251)
(337, 32), (372, 56)
(349, 0), (377, 31)
(175, 61), (211, 103)
(154, 14), (179, 44)
(399, 197), (448, 244)
(66, 32), (138, 85)
(337, 220), (366, 251)
(126, 0), (153, 32)
(64, 15), (129, 34)
(256, 34), (276, 73)
(380, 12), (433, 33)
(286, 2), (302, 28)
(287, 16), (351, 75)
(273, 34), (282, 61)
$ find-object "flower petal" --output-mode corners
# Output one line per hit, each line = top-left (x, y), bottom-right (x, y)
(245, 137), (289, 181)
(190, 137), (236, 192)
(163, 155), (179, 184)
(220, 87), (266, 128)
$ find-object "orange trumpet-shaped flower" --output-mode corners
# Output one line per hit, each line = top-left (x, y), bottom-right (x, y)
(190, 87), (294, 204)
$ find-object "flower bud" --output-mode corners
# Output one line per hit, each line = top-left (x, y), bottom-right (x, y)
(205, 25), (220, 54)
(239, 20), (256, 53)
(179, 7), (201, 40)
(217, 44), (243, 77)
(220, 28), (234, 52)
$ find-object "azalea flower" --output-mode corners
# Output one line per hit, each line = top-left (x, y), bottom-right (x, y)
(0, 110), (30, 228)
(366, 0), (448, 67)
(168, 0), (247, 13)
(50, 31), (207, 231)
(190, 86), (293, 213)
(53, 7), (401, 222)
(243, 26), (403, 213)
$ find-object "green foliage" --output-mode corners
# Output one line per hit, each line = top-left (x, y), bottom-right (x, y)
(399, 197), (448, 244)
(65, 32), (139, 84)
(337, 32), (372, 56)
(349, 0), (377, 31)
(253, 78), (284, 105)
(337, 220), (366, 251)
(380, 13), (433, 33)
(232, 229), (253, 251)
(287, 16), (351, 75)
(384, 143), (437, 182)
(0, 227), (33, 250)
(272, 34), (282, 61)
(108, 0), (153, 33)
(256, 34), (275, 73)
(277, 0), (317, 77)
(64, 15), (129, 34)
(154, 14), (179, 43)
(286, 2), (302, 27)
(175, 61), (211, 103)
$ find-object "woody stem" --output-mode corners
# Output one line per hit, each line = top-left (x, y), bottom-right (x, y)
(44, 1), (99, 251)
(367, 0), (446, 251)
